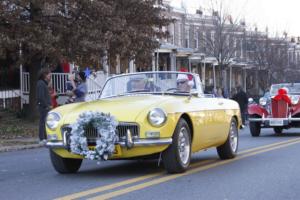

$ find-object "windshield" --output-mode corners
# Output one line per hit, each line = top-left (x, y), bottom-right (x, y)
(100, 72), (198, 99)
(270, 83), (300, 96)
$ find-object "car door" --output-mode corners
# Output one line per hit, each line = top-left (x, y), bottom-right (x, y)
(188, 96), (226, 150)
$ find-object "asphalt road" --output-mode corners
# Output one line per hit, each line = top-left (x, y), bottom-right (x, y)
(1, 127), (300, 200)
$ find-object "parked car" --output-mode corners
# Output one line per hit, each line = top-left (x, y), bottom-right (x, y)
(248, 83), (300, 136)
(46, 71), (241, 174)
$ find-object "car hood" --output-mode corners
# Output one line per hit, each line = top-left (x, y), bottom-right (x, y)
(53, 95), (173, 124)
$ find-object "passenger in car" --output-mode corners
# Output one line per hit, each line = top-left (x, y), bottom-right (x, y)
(176, 74), (194, 93)
(128, 75), (147, 92)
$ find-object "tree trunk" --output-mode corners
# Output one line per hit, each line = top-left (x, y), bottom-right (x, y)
(27, 55), (43, 120)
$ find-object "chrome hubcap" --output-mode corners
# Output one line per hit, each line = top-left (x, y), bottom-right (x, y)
(229, 121), (238, 152)
(178, 127), (190, 165)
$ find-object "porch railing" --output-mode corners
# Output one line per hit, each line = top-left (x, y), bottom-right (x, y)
(0, 89), (22, 111)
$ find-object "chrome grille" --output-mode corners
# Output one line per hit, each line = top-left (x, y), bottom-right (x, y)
(116, 122), (139, 140)
(61, 122), (139, 146)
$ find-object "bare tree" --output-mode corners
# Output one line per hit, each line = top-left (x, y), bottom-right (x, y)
(198, 0), (245, 90)
(249, 30), (289, 88)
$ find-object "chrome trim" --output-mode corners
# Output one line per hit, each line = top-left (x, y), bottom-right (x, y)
(46, 141), (65, 148)
(118, 138), (172, 147)
(249, 117), (300, 122)
(46, 138), (172, 149)
(117, 122), (140, 139)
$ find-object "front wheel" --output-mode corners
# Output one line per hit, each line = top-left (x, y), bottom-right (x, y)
(217, 118), (239, 159)
(50, 149), (82, 174)
(249, 115), (261, 137)
(162, 119), (191, 174)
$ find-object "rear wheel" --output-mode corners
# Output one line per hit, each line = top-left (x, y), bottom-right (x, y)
(50, 149), (82, 174)
(274, 127), (283, 134)
(217, 118), (239, 159)
(249, 115), (261, 137)
(162, 119), (191, 174)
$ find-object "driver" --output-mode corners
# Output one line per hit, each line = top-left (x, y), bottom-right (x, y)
(128, 75), (147, 91)
(176, 74), (194, 93)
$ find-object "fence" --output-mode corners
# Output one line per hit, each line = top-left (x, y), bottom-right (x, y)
(0, 89), (22, 111)
(0, 71), (108, 112)
(20, 71), (107, 107)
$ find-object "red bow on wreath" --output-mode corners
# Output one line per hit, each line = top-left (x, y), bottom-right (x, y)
(273, 88), (292, 105)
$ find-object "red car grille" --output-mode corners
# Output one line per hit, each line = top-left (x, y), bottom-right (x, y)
(271, 98), (289, 118)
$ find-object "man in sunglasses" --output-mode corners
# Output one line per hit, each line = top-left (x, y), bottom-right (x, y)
(128, 74), (148, 92)
(176, 74), (193, 93)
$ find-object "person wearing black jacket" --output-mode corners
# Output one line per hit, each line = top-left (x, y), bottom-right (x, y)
(36, 68), (51, 141)
(232, 86), (248, 127)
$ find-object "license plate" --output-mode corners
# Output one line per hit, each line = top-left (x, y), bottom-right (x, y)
(89, 146), (95, 150)
(88, 145), (122, 156)
(270, 119), (284, 126)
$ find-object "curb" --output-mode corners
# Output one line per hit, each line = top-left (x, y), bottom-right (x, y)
(0, 143), (44, 153)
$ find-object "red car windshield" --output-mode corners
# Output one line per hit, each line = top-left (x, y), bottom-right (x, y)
(270, 83), (300, 96)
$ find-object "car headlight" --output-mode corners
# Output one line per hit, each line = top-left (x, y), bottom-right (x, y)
(259, 97), (267, 106)
(148, 108), (167, 127)
(46, 112), (61, 130)
(291, 95), (299, 105)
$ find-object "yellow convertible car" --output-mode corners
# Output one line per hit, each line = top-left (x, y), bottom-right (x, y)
(46, 71), (241, 174)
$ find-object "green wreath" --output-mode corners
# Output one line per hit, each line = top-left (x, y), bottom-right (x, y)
(70, 111), (119, 160)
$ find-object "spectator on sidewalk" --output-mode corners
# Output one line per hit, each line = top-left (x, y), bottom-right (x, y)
(36, 68), (51, 142)
(69, 71), (87, 102)
(48, 82), (58, 108)
(215, 87), (224, 98)
(232, 86), (248, 127)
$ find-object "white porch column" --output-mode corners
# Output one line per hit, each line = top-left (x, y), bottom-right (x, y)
(102, 50), (109, 76)
(202, 61), (206, 87)
(170, 52), (176, 71)
(19, 42), (24, 109)
(152, 52), (156, 71)
(244, 68), (247, 92)
(19, 64), (23, 109)
(129, 60), (134, 73)
(229, 64), (232, 95)
(213, 64), (216, 90)
(133, 59), (136, 72)
(156, 51), (159, 71)
(116, 54), (121, 74)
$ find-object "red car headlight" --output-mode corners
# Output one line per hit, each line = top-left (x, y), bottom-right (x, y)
(259, 97), (267, 106)
(291, 95), (300, 105)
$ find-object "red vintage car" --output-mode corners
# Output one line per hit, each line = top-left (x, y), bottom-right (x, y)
(248, 83), (300, 136)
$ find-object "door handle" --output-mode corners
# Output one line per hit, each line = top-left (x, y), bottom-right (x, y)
(218, 101), (224, 105)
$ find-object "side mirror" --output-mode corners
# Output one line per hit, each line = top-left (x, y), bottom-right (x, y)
(248, 98), (254, 104)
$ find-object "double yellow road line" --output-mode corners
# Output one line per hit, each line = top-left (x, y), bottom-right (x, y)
(56, 137), (300, 200)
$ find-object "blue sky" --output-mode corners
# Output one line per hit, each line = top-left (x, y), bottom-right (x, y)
(170, 0), (300, 37)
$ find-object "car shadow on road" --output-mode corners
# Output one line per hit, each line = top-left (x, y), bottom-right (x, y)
(260, 132), (300, 137)
(53, 153), (219, 178)
(74, 159), (165, 177)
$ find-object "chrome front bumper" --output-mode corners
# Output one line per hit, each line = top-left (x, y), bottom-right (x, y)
(249, 117), (300, 122)
(46, 138), (172, 149)
(249, 117), (300, 126)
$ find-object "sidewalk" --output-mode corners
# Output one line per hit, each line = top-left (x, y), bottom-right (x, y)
(0, 137), (44, 152)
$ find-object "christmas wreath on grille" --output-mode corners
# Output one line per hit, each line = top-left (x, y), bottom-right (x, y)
(70, 111), (119, 160)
